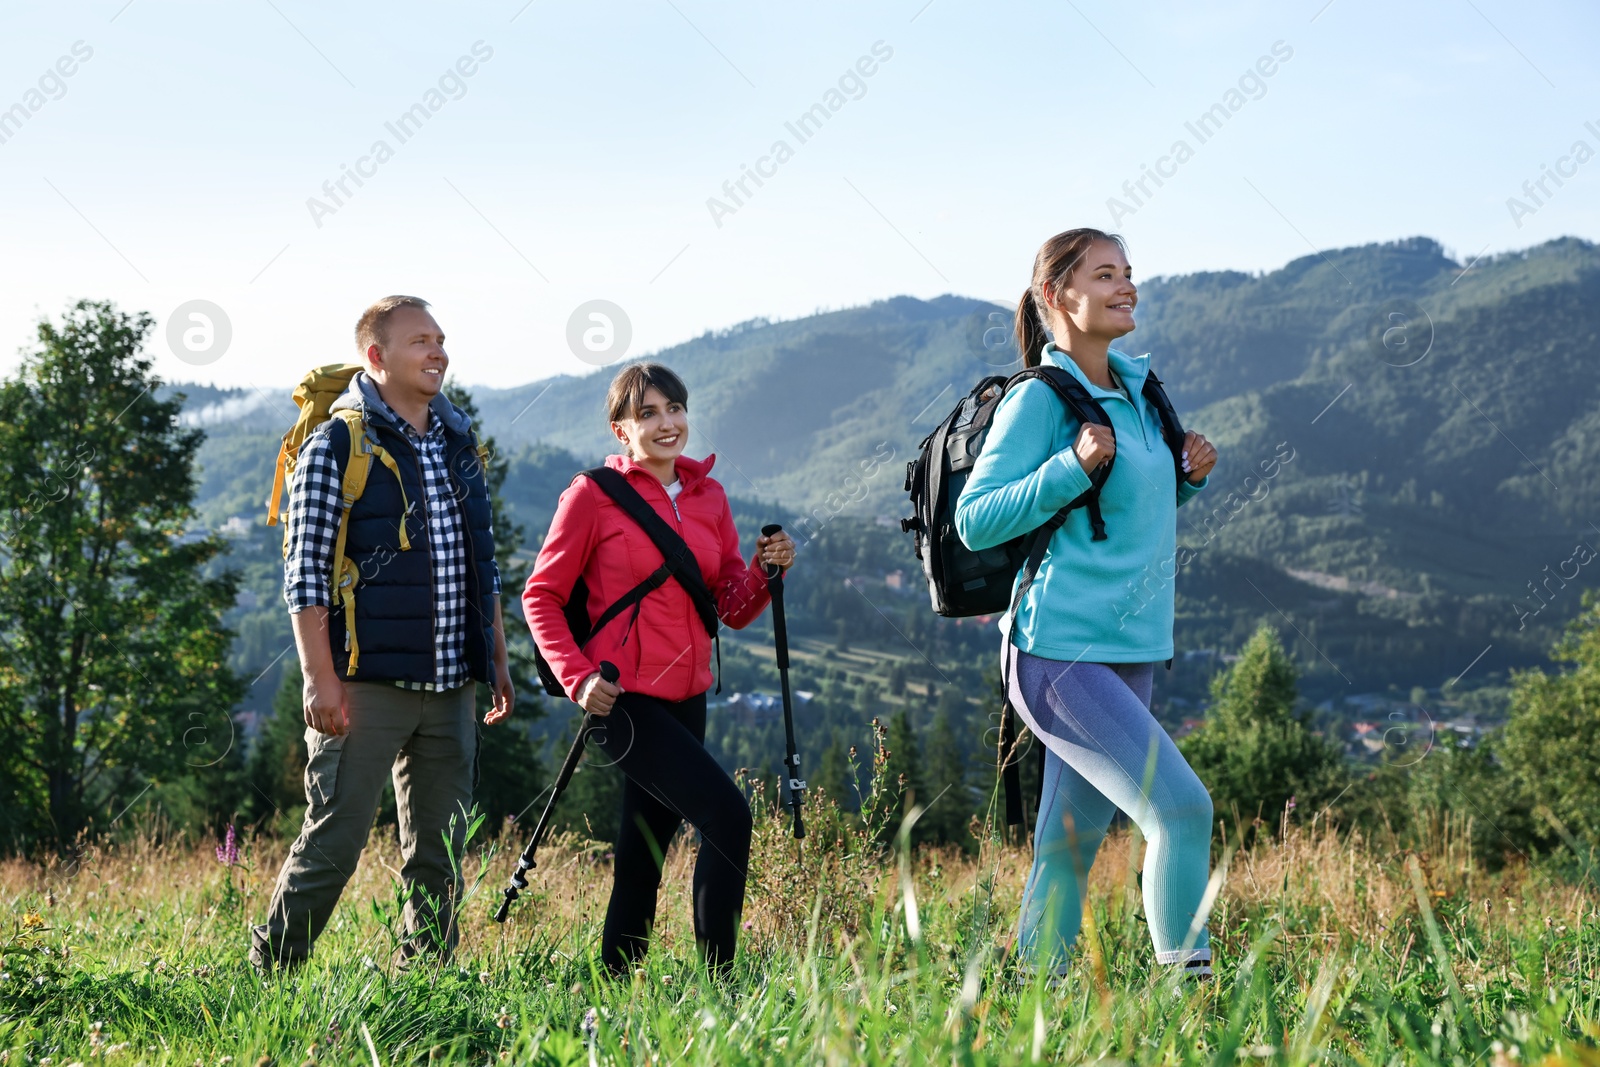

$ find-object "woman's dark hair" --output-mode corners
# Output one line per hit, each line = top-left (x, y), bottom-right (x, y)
(1015, 228), (1128, 368)
(606, 361), (690, 446)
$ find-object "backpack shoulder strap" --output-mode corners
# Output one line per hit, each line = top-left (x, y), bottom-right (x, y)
(1007, 365), (1112, 427)
(322, 410), (415, 676)
(1004, 365), (1115, 541)
(470, 428), (492, 478)
(579, 467), (719, 638)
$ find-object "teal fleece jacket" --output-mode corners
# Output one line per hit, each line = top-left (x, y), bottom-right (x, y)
(953, 342), (1207, 663)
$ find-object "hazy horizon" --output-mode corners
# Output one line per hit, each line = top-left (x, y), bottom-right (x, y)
(3, 1), (1596, 391)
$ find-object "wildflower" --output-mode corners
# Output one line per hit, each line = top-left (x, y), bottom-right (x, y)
(580, 1008), (598, 1038)
(21, 912), (44, 929)
(478, 971), (491, 984)
(1285, 796), (1297, 812)
(495, 1008), (513, 1029)
(215, 824), (240, 867)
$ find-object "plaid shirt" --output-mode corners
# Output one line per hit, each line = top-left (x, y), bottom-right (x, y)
(283, 388), (500, 690)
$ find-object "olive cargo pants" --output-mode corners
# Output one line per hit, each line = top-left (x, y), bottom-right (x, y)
(250, 681), (478, 968)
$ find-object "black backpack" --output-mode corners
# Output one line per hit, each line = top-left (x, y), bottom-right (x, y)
(531, 467), (722, 699)
(900, 364), (1187, 825)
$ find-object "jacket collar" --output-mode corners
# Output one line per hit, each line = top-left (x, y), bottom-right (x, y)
(605, 450), (716, 493)
(1040, 342), (1151, 400)
(329, 369), (474, 436)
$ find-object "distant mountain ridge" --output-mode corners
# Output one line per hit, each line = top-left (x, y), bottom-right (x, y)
(165, 234), (1600, 695)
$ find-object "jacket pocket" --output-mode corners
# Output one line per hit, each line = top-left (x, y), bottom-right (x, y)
(303, 727), (346, 808)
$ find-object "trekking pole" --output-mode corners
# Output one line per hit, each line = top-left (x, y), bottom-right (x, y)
(761, 523), (806, 844)
(494, 660), (620, 923)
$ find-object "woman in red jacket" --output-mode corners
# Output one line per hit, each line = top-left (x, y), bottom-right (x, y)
(523, 361), (795, 977)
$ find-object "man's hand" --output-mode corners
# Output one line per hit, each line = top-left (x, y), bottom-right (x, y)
(577, 669), (622, 717)
(1182, 431), (1217, 484)
(485, 660), (515, 725)
(484, 598), (515, 725)
(304, 667), (349, 735)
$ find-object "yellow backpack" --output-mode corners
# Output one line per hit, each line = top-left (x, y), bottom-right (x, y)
(265, 364), (415, 676)
(265, 364), (494, 675)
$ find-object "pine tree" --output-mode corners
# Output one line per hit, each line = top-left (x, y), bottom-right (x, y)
(884, 705), (925, 841)
(918, 704), (972, 845)
(1179, 622), (1346, 837)
(814, 730), (858, 810)
(886, 660), (907, 697)
(244, 660), (311, 834)
(441, 380), (547, 835)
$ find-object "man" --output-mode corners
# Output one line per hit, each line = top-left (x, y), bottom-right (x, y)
(251, 295), (515, 972)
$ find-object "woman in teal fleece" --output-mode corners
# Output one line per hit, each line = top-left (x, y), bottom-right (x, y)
(954, 228), (1220, 982)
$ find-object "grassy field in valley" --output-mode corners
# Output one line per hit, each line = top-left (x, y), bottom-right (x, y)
(3, 781), (1599, 1067)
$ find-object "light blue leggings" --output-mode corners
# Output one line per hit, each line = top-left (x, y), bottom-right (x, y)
(1005, 641), (1214, 972)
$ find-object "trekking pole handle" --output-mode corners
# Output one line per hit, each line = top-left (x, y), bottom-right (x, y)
(760, 523), (784, 578)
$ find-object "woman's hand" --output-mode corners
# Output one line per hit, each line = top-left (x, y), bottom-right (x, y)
(1073, 423), (1116, 476)
(577, 669), (622, 717)
(756, 529), (796, 573)
(1182, 431), (1216, 484)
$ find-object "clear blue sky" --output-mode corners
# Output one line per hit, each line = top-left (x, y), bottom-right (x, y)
(1, 0), (1595, 390)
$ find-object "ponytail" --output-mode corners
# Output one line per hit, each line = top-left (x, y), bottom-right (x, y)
(1019, 227), (1128, 370)
(1015, 288), (1048, 369)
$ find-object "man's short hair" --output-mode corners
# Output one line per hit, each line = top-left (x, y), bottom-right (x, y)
(355, 295), (431, 353)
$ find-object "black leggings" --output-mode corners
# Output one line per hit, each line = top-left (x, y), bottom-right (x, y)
(586, 688), (752, 974)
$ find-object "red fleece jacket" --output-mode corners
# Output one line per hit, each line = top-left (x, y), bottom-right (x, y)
(522, 451), (773, 703)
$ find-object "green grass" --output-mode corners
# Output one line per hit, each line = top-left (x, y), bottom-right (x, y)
(3, 786), (1599, 1066)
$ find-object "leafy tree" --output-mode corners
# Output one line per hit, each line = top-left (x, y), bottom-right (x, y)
(0, 301), (246, 852)
(1400, 734), (1532, 867)
(1179, 623), (1346, 837)
(1499, 588), (1600, 847)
